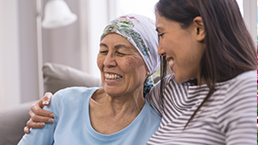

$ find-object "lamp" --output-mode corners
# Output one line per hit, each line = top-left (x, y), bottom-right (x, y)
(36, 0), (77, 98)
(42, 0), (78, 29)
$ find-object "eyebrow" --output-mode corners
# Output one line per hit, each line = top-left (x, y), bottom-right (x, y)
(99, 43), (107, 48)
(155, 27), (164, 33)
(155, 28), (159, 33)
(114, 44), (132, 50)
(99, 43), (133, 51)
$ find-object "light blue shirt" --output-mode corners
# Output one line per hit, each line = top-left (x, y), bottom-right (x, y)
(18, 87), (161, 145)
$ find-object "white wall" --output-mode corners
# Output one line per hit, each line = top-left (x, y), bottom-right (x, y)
(82, 0), (257, 79)
(243, 0), (257, 46)
(19, 0), (81, 103)
(113, 0), (158, 20)
(18, 0), (40, 103)
(0, 0), (256, 110)
(80, 0), (109, 78)
(42, 0), (81, 70)
(0, 0), (21, 109)
(79, 0), (89, 74)
(0, 0), (82, 110)
(80, 0), (159, 78)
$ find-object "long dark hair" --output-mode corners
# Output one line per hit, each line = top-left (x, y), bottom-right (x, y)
(156, 0), (256, 129)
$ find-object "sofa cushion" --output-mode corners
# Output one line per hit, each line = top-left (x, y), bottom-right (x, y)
(43, 63), (102, 94)
(0, 101), (36, 145)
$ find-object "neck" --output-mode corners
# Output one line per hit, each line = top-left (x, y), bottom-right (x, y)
(89, 88), (145, 134)
(91, 88), (145, 117)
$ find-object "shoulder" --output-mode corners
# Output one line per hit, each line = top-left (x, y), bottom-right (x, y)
(55, 86), (99, 95)
(229, 70), (256, 84)
(150, 74), (175, 93)
(216, 71), (257, 141)
(45, 87), (100, 117)
(144, 100), (162, 120)
(137, 100), (161, 136)
(219, 70), (256, 110)
(54, 87), (99, 98)
(226, 70), (256, 93)
(51, 87), (100, 105)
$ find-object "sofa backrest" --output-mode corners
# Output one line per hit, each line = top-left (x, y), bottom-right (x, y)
(43, 63), (102, 94)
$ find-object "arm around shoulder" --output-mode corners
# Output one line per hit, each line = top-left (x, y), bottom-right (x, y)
(18, 90), (63, 145)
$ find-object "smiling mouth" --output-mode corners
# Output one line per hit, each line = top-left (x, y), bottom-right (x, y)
(166, 57), (175, 71)
(166, 57), (175, 66)
(168, 59), (175, 66)
(104, 73), (123, 79)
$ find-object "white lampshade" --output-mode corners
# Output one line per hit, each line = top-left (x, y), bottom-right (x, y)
(42, 0), (77, 29)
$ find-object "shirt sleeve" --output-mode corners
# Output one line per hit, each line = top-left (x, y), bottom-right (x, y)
(221, 73), (257, 144)
(18, 90), (63, 145)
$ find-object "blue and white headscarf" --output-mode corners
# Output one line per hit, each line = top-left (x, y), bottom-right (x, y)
(100, 14), (160, 75)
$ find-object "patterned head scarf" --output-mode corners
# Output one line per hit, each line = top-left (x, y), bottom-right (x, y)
(100, 14), (160, 75)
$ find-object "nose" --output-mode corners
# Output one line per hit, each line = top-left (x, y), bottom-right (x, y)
(103, 53), (117, 67)
(158, 40), (166, 57)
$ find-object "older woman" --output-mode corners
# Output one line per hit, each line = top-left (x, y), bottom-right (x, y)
(18, 14), (161, 145)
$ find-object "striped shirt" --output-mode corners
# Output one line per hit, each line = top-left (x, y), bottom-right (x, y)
(146, 70), (257, 145)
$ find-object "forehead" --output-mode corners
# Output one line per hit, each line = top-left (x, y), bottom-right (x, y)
(100, 33), (148, 72)
(101, 33), (128, 43)
(101, 33), (138, 51)
(155, 13), (177, 31)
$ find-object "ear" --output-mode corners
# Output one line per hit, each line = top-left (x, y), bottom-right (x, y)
(193, 16), (205, 42)
(146, 71), (150, 77)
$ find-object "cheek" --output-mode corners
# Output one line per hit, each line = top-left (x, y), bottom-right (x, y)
(162, 38), (176, 54)
(128, 56), (145, 69)
(163, 32), (189, 54)
(120, 56), (146, 75)
(163, 35), (176, 48)
(129, 57), (147, 82)
(97, 55), (105, 70)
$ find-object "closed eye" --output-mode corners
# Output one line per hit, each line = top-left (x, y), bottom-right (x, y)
(99, 50), (108, 54)
(158, 33), (164, 37)
(116, 51), (126, 56)
(158, 33), (164, 42)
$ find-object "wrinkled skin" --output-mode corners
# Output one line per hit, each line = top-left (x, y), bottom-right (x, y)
(24, 33), (149, 134)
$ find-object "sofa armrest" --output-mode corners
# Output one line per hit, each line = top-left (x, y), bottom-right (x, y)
(0, 101), (37, 145)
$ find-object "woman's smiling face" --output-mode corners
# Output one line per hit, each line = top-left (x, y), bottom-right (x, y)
(97, 33), (148, 97)
(155, 12), (206, 84)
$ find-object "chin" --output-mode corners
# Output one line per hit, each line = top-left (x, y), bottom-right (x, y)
(174, 79), (183, 84)
(174, 76), (187, 84)
(104, 86), (122, 96)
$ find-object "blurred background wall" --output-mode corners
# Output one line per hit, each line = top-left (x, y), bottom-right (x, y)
(19, 0), (82, 104)
(0, 0), (256, 110)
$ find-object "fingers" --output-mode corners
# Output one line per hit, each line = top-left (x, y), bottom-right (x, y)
(30, 92), (55, 118)
(30, 103), (55, 118)
(40, 92), (53, 107)
(29, 111), (54, 123)
(24, 92), (55, 134)
(24, 126), (30, 134)
(26, 118), (46, 129)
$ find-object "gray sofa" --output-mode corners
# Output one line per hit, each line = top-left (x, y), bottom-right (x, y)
(0, 63), (160, 145)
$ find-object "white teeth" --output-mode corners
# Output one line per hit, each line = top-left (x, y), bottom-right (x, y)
(104, 73), (122, 79)
(168, 60), (175, 66)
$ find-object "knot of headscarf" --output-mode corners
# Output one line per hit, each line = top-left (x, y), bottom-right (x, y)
(143, 76), (154, 97)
